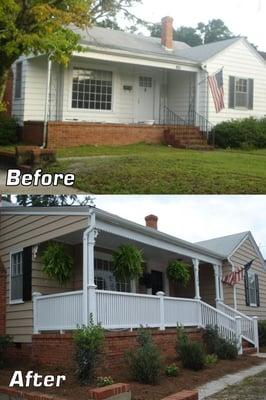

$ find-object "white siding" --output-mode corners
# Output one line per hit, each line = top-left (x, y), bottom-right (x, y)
(167, 71), (196, 119)
(202, 39), (266, 125)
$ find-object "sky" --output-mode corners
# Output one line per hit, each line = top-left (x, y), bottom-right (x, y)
(125, 0), (266, 51)
(95, 195), (266, 257)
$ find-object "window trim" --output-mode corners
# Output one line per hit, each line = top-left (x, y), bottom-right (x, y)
(234, 76), (250, 110)
(70, 66), (115, 113)
(14, 62), (22, 100)
(9, 249), (24, 305)
(247, 270), (258, 308)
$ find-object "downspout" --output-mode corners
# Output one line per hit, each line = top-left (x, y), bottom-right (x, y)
(83, 207), (97, 326)
(42, 58), (52, 149)
(228, 256), (238, 310)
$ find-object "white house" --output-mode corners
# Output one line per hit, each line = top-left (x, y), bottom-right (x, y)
(9, 17), (266, 147)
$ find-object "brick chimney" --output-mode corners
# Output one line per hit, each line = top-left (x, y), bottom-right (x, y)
(161, 16), (174, 50)
(145, 215), (158, 230)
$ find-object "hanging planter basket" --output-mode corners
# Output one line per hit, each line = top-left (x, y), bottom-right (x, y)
(42, 242), (73, 286)
(167, 260), (191, 287)
(112, 244), (144, 281)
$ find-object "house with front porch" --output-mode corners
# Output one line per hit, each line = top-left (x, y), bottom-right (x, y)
(7, 16), (266, 148)
(0, 204), (264, 365)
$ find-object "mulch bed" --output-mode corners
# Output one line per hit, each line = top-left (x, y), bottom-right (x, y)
(0, 356), (265, 400)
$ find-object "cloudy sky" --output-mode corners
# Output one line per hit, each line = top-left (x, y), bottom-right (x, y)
(95, 195), (266, 257)
(126, 0), (266, 50)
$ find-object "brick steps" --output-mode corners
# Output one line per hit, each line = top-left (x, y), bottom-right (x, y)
(164, 127), (212, 150)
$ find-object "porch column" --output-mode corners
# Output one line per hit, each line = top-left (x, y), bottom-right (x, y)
(213, 265), (222, 303)
(192, 259), (201, 300)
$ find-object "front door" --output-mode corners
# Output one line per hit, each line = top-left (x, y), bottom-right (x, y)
(151, 270), (163, 295)
(136, 76), (154, 122)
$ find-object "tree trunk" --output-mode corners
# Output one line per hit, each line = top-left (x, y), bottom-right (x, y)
(0, 65), (13, 104)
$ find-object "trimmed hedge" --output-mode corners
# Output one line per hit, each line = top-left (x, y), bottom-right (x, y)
(258, 320), (266, 347)
(0, 115), (19, 145)
(211, 117), (266, 149)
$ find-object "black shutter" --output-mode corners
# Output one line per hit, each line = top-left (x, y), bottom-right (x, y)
(23, 246), (32, 302)
(229, 76), (235, 108)
(244, 271), (250, 306)
(248, 79), (254, 110)
(255, 274), (260, 307)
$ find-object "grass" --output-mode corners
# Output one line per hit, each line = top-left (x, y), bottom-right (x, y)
(0, 144), (16, 153)
(207, 370), (266, 399)
(46, 143), (266, 194)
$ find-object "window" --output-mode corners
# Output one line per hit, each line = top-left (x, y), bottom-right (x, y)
(229, 76), (254, 110)
(15, 62), (22, 99)
(235, 78), (248, 108)
(72, 68), (113, 110)
(245, 270), (260, 307)
(139, 76), (152, 88)
(11, 251), (23, 301)
(94, 258), (130, 292)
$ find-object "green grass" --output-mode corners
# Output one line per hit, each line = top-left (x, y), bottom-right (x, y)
(0, 144), (16, 153)
(47, 143), (266, 194)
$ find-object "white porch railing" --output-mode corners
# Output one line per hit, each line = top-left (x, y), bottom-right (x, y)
(217, 301), (258, 348)
(33, 290), (259, 353)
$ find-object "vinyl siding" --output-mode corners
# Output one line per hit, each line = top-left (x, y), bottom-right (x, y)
(222, 261), (235, 308)
(203, 39), (266, 125)
(0, 214), (88, 343)
(167, 71), (196, 118)
(231, 237), (266, 319)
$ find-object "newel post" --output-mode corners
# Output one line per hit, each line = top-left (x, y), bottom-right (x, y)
(235, 316), (242, 355)
(253, 316), (259, 353)
(32, 292), (42, 334)
(157, 291), (165, 331)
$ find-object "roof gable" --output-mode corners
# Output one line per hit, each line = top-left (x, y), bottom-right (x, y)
(196, 231), (250, 257)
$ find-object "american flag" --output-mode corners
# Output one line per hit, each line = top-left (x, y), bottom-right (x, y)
(222, 260), (255, 287)
(208, 69), (225, 113)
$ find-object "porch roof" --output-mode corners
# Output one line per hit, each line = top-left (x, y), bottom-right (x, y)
(1, 205), (224, 263)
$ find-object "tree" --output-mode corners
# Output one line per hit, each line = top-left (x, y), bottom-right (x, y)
(197, 19), (234, 44)
(175, 26), (202, 47)
(0, 0), (143, 107)
(15, 195), (94, 207)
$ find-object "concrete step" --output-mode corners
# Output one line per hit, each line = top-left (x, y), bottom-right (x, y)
(243, 347), (257, 355)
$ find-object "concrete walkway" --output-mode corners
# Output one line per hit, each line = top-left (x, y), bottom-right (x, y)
(198, 360), (266, 399)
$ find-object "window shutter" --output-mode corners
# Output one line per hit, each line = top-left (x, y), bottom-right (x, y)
(23, 247), (32, 302)
(248, 79), (254, 110)
(255, 274), (260, 307)
(228, 76), (235, 109)
(244, 271), (250, 306)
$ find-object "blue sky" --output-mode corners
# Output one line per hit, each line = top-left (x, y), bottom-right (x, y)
(95, 195), (266, 257)
(124, 0), (266, 51)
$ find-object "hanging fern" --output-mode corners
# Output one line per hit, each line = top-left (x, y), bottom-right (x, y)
(167, 260), (191, 287)
(112, 244), (144, 281)
(42, 242), (73, 286)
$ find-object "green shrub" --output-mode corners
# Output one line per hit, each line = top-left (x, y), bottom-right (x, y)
(125, 327), (163, 384)
(203, 326), (238, 360)
(0, 115), (19, 145)
(211, 117), (266, 149)
(176, 326), (205, 371)
(258, 321), (266, 347)
(73, 319), (105, 384)
(165, 363), (180, 377)
(0, 335), (12, 368)
(96, 376), (114, 387)
(204, 354), (218, 366)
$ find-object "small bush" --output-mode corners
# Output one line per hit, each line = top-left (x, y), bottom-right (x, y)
(176, 326), (205, 371)
(125, 327), (163, 384)
(165, 363), (180, 377)
(258, 321), (266, 347)
(204, 354), (218, 366)
(0, 335), (12, 368)
(96, 376), (114, 387)
(211, 117), (266, 149)
(0, 115), (18, 145)
(203, 326), (238, 360)
(73, 319), (105, 385)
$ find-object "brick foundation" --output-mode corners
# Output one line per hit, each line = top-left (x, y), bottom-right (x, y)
(31, 329), (203, 372)
(22, 121), (44, 145)
(0, 261), (6, 335)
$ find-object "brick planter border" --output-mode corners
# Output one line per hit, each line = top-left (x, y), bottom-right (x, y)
(0, 386), (65, 400)
(88, 383), (130, 400)
(162, 390), (198, 400)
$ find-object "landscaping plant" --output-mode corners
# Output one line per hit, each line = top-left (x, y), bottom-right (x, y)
(125, 327), (163, 384)
(112, 244), (144, 281)
(0, 115), (18, 145)
(258, 320), (266, 347)
(73, 318), (105, 385)
(176, 326), (205, 371)
(167, 260), (191, 286)
(203, 326), (238, 360)
(96, 376), (114, 387)
(42, 242), (73, 286)
(165, 363), (180, 377)
(204, 354), (218, 366)
(0, 335), (11, 368)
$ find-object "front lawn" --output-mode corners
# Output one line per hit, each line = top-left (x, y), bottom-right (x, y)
(46, 144), (266, 194)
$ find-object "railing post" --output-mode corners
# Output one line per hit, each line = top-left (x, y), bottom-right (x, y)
(32, 292), (42, 334)
(157, 291), (165, 331)
(198, 300), (202, 328)
(235, 316), (243, 355)
(253, 316), (259, 353)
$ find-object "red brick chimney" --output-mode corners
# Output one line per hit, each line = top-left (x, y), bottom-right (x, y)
(161, 16), (174, 50)
(145, 215), (158, 230)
